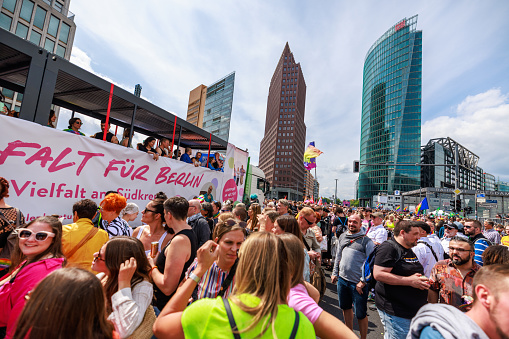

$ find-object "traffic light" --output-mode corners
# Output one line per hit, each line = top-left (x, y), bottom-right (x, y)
(455, 199), (461, 212)
(450, 200), (455, 211)
(353, 161), (360, 173)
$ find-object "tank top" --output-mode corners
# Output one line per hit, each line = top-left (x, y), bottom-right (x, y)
(135, 225), (169, 256)
(153, 228), (197, 310)
(94, 131), (115, 142)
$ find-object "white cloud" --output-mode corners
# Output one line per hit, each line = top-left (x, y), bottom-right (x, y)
(422, 88), (509, 182)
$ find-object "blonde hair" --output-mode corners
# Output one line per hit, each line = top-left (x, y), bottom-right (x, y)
(299, 207), (315, 219)
(231, 232), (289, 337)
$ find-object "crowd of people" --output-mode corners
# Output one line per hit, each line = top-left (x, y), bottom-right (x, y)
(58, 116), (226, 171)
(0, 172), (508, 339)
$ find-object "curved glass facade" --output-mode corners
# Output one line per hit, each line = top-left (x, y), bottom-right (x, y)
(359, 15), (422, 201)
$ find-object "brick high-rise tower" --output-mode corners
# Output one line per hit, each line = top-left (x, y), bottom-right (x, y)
(259, 43), (306, 201)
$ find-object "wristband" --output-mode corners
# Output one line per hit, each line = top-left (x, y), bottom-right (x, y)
(150, 266), (157, 274)
(189, 272), (201, 283)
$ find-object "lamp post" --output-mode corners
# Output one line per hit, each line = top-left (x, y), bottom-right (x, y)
(335, 179), (338, 205)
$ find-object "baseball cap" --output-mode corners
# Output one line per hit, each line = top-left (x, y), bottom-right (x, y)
(371, 212), (383, 218)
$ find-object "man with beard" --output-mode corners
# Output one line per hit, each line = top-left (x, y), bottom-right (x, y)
(408, 264), (509, 339)
(331, 213), (375, 339)
(464, 219), (491, 266)
(428, 237), (480, 310)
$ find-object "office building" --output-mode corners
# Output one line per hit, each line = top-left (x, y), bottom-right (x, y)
(0, 0), (75, 114)
(358, 15), (422, 203)
(421, 137), (496, 191)
(186, 84), (207, 128)
(304, 171), (314, 199)
(186, 72), (235, 142)
(259, 43), (307, 201)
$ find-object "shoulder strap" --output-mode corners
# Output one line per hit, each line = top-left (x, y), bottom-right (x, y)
(0, 210), (11, 226)
(223, 298), (241, 339)
(387, 238), (405, 263)
(289, 310), (300, 339)
(417, 241), (438, 261)
(67, 227), (99, 259)
(303, 237), (311, 251)
(339, 235), (366, 253)
(15, 208), (21, 227)
(218, 259), (238, 297)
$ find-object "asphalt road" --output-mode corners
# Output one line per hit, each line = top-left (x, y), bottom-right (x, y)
(319, 268), (384, 339)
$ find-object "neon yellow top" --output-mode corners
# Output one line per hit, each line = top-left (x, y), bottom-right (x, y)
(181, 294), (315, 338)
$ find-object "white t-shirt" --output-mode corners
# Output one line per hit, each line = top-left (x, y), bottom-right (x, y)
(366, 224), (388, 245)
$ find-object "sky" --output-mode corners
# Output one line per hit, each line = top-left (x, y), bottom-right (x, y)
(61, 0), (509, 200)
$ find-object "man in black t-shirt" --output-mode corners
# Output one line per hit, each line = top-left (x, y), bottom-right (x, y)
(373, 220), (429, 339)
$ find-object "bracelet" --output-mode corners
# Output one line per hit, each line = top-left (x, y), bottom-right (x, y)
(188, 272), (201, 283)
(150, 266), (157, 274)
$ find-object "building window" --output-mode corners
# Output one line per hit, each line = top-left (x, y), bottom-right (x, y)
(19, 0), (34, 22)
(59, 22), (70, 43)
(33, 5), (46, 29)
(47, 15), (59, 37)
(56, 44), (65, 57)
(44, 37), (55, 52)
(0, 12), (13, 30)
(15, 22), (29, 39)
(2, 0), (17, 13)
(29, 29), (41, 44)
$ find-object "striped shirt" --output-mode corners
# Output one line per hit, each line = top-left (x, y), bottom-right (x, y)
(185, 258), (235, 301)
(470, 233), (491, 266)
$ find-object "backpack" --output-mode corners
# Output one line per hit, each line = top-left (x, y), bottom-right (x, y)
(362, 238), (403, 288)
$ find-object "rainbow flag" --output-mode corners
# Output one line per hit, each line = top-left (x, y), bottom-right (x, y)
(0, 258), (11, 269)
(395, 205), (401, 211)
(403, 206), (408, 212)
(303, 141), (323, 171)
(415, 197), (429, 215)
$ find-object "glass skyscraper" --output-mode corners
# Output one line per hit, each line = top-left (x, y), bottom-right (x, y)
(202, 72), (235, 142)
(359, 15), (422, 202)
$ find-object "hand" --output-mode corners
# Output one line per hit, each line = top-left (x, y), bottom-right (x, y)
(147, 256), (155, 268)
(195, 240), (219, 275)
(331, 275), (338, 284)
(118, 258), (137, 290)
(308, 250), (320, 260)
(407, 273), (430, 290)
(356, 281), (366, 295)
(257, 214), (267, 226)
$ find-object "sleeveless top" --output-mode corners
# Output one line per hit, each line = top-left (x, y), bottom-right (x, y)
(135, 225), (169, 256)
(153, 228), (197, 310)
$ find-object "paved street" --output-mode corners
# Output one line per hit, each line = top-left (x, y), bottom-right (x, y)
(319, 269), (384, 339)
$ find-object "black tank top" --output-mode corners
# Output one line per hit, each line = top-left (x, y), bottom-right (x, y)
(153, 228), (197, 310)
(94, 131), (114, 142)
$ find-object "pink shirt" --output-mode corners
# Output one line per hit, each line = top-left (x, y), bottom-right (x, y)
(287, 283), (323, 324)
(0, 257), (64, 338)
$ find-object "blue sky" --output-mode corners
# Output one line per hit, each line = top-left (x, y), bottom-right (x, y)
(63, 0), (509, 199)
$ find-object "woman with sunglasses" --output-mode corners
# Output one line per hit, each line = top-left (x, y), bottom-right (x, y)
(154, 232), (315, 338)
(185, 218), (246, 301)
(63, 117), (85, 136)
(133, 194), (172, 257)
(13, 267), (118, 339)
(91, 236), (153, 339)
(0, 216), (65, 338)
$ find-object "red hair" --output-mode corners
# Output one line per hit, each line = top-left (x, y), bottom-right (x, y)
(100, 194), (127, 213)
